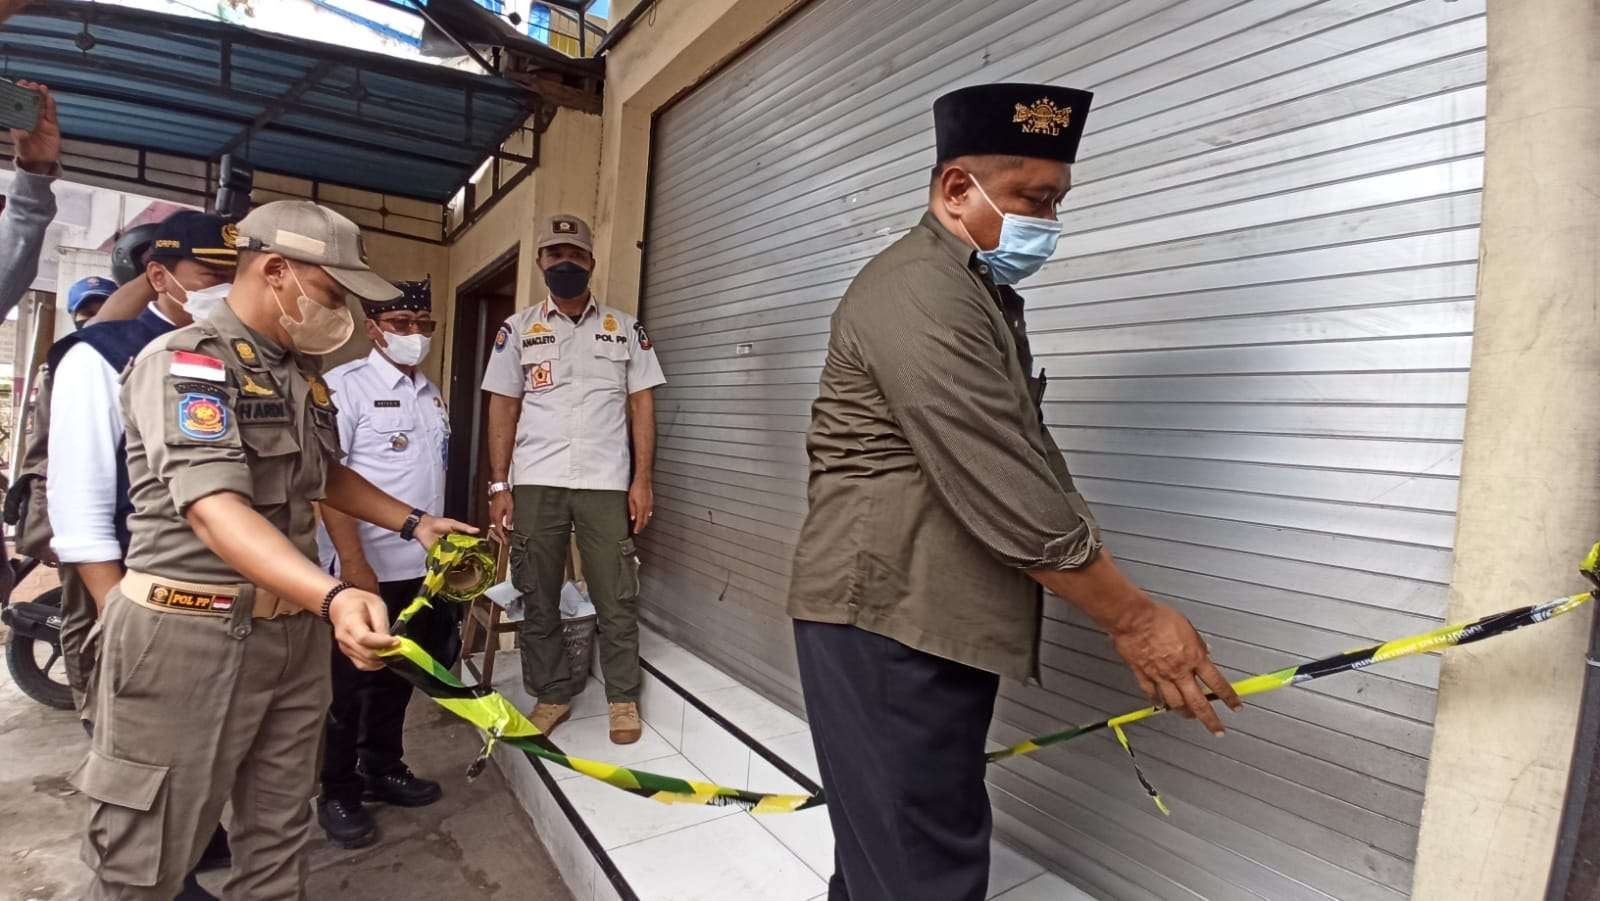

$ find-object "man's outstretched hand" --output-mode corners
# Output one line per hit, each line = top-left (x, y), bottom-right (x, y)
(1110, 600), (1242, 735)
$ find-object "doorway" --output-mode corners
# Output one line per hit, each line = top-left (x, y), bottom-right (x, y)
(445, 247), (518, 527)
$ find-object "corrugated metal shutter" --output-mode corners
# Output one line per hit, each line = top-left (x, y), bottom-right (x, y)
(638, 1), (1485, 897)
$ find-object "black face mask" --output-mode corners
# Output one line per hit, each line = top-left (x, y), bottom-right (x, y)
(544, 262), (591, 300)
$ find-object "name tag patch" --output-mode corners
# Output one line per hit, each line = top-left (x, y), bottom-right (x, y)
(523, 334), (556, 347)
(374, 399), (402, 408)
(529, 361), (555, 391)
(238, 398), (290, 423)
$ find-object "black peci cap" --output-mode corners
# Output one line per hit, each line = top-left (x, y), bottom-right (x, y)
(145, 211), (238, 269)
(934, 83), (1095, 164)
(362, 278), (431, 318)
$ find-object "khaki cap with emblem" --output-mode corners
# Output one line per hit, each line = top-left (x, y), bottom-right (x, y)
(537, 214), (594, 254)
(235, 200), (401, 301)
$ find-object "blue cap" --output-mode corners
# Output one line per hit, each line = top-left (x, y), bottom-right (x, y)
(67, 276), (118, 314)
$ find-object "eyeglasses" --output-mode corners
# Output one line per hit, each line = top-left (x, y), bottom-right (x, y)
(376, 318), (438, 336)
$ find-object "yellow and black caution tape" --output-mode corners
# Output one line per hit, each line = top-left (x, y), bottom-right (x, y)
(987, 541), (1600, 813)
(380, 534), (822, 814)
(387, 536), (1600, 816)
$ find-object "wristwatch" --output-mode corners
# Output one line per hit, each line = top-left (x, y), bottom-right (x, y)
(488, 481), (512, 496)
(399, 507), (427, 542)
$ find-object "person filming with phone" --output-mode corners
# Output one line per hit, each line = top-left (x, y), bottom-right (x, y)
(1, 80), (60, 318)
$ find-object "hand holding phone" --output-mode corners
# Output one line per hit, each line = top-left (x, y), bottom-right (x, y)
(7, 80), (59, 175)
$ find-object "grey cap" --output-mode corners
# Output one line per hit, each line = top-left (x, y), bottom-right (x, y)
(236, 201), (401, 301)
(537, 213), (594, 254)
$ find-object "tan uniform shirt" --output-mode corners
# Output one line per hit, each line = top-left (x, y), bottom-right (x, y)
(480, 298), (667, 491)
(786, 212), (1101, 682)
(121, 302), (342, 582)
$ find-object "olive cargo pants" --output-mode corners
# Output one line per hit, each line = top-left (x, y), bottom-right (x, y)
(58, 565), (98, 714)
(512, 485), (642, 703)
(73, 589), (331, 900)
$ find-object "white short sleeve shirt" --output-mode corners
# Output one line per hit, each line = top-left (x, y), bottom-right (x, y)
(315, 350), (450, 581)
(481, 298), (666, 492)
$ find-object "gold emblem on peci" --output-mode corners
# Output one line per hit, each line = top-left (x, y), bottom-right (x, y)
(221, 223), (240, 247)
(1013, 98), (1072, 137)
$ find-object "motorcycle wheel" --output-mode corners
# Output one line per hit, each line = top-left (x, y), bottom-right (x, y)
(5, 587), (74, 710)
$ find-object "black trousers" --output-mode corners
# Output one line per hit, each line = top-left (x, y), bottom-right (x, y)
(793, 620), (1001, 901)
(320, 577), (457, 804)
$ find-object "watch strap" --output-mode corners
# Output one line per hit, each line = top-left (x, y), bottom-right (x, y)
(399, 507), (426, 542)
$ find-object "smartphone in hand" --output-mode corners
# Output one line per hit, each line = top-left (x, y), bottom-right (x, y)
(0, 78), (40, 131)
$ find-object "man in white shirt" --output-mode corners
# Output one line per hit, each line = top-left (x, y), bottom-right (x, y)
(316, 280), (452, 848)
(47, 211), (236, 713)
(45, 210), (238, 889)
(481, 214), (666, 744)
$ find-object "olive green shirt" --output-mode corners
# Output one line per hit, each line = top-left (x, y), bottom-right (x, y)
(121, 303), (342, 583)
(786, 212), (1101, 681)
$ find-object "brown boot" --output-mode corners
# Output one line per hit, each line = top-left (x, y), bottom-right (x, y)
(530, 702), (571, 737)
(609, 702), (642, 744)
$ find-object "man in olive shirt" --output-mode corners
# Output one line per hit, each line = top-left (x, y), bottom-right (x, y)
(788, 84), (1242, 901)
(74, 201), (473, 900)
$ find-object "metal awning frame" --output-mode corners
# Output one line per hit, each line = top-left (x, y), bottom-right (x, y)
(6, 1), (544, 207)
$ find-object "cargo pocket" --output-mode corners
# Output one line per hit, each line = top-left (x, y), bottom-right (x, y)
(511, 533), (537, 594)
(240, 425), (301, 507)
(618, 538), (641, 601)
(71, 748), (169, 887)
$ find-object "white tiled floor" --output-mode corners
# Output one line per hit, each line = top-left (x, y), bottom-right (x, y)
(476, 627), (1096, 901)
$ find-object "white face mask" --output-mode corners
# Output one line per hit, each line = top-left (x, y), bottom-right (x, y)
(160, 266), (231, 322)
(382, 331), (431, 367)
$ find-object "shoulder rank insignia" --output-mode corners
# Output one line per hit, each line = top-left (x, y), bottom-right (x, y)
(603, 314), (619, 333)
(232, 338), (262, 367)
(308, 376), (333, 408)
(178, 393), (229, 440)
(1013, 98), (1072, 137)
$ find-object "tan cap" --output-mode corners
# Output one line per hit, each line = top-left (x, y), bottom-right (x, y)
(236, 201), (401, 302)
(537, 214), (593, 254)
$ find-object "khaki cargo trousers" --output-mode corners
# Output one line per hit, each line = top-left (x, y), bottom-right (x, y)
(73, 587), (330, 900)
(512, 485), (642, 703)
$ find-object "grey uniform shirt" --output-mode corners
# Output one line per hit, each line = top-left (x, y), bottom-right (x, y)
(121, 302), (342, 583)
(786, 212), (1101, 681)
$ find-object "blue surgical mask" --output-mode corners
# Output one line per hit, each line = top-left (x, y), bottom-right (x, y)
(960, 176), (1063, 286)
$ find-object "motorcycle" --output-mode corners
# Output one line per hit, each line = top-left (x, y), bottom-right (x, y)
(0, 553), (73, 710)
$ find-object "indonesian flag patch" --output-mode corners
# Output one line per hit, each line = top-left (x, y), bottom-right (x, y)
(170, 351), (227, 382)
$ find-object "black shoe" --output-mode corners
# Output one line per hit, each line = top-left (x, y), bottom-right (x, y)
(317, 798), (378, 849)
(363, 767), (442, 808)
(174, 871), (218, 901)
(195, 824), (231, 871)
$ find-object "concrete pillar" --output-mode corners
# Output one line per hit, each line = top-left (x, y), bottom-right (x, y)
(1411, 2), (1600, 898)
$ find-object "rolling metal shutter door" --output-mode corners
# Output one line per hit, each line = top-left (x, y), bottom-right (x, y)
(638, 1), (1485, 897)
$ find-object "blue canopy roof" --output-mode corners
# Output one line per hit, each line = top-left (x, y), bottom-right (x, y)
(2, 1), (538, 202)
